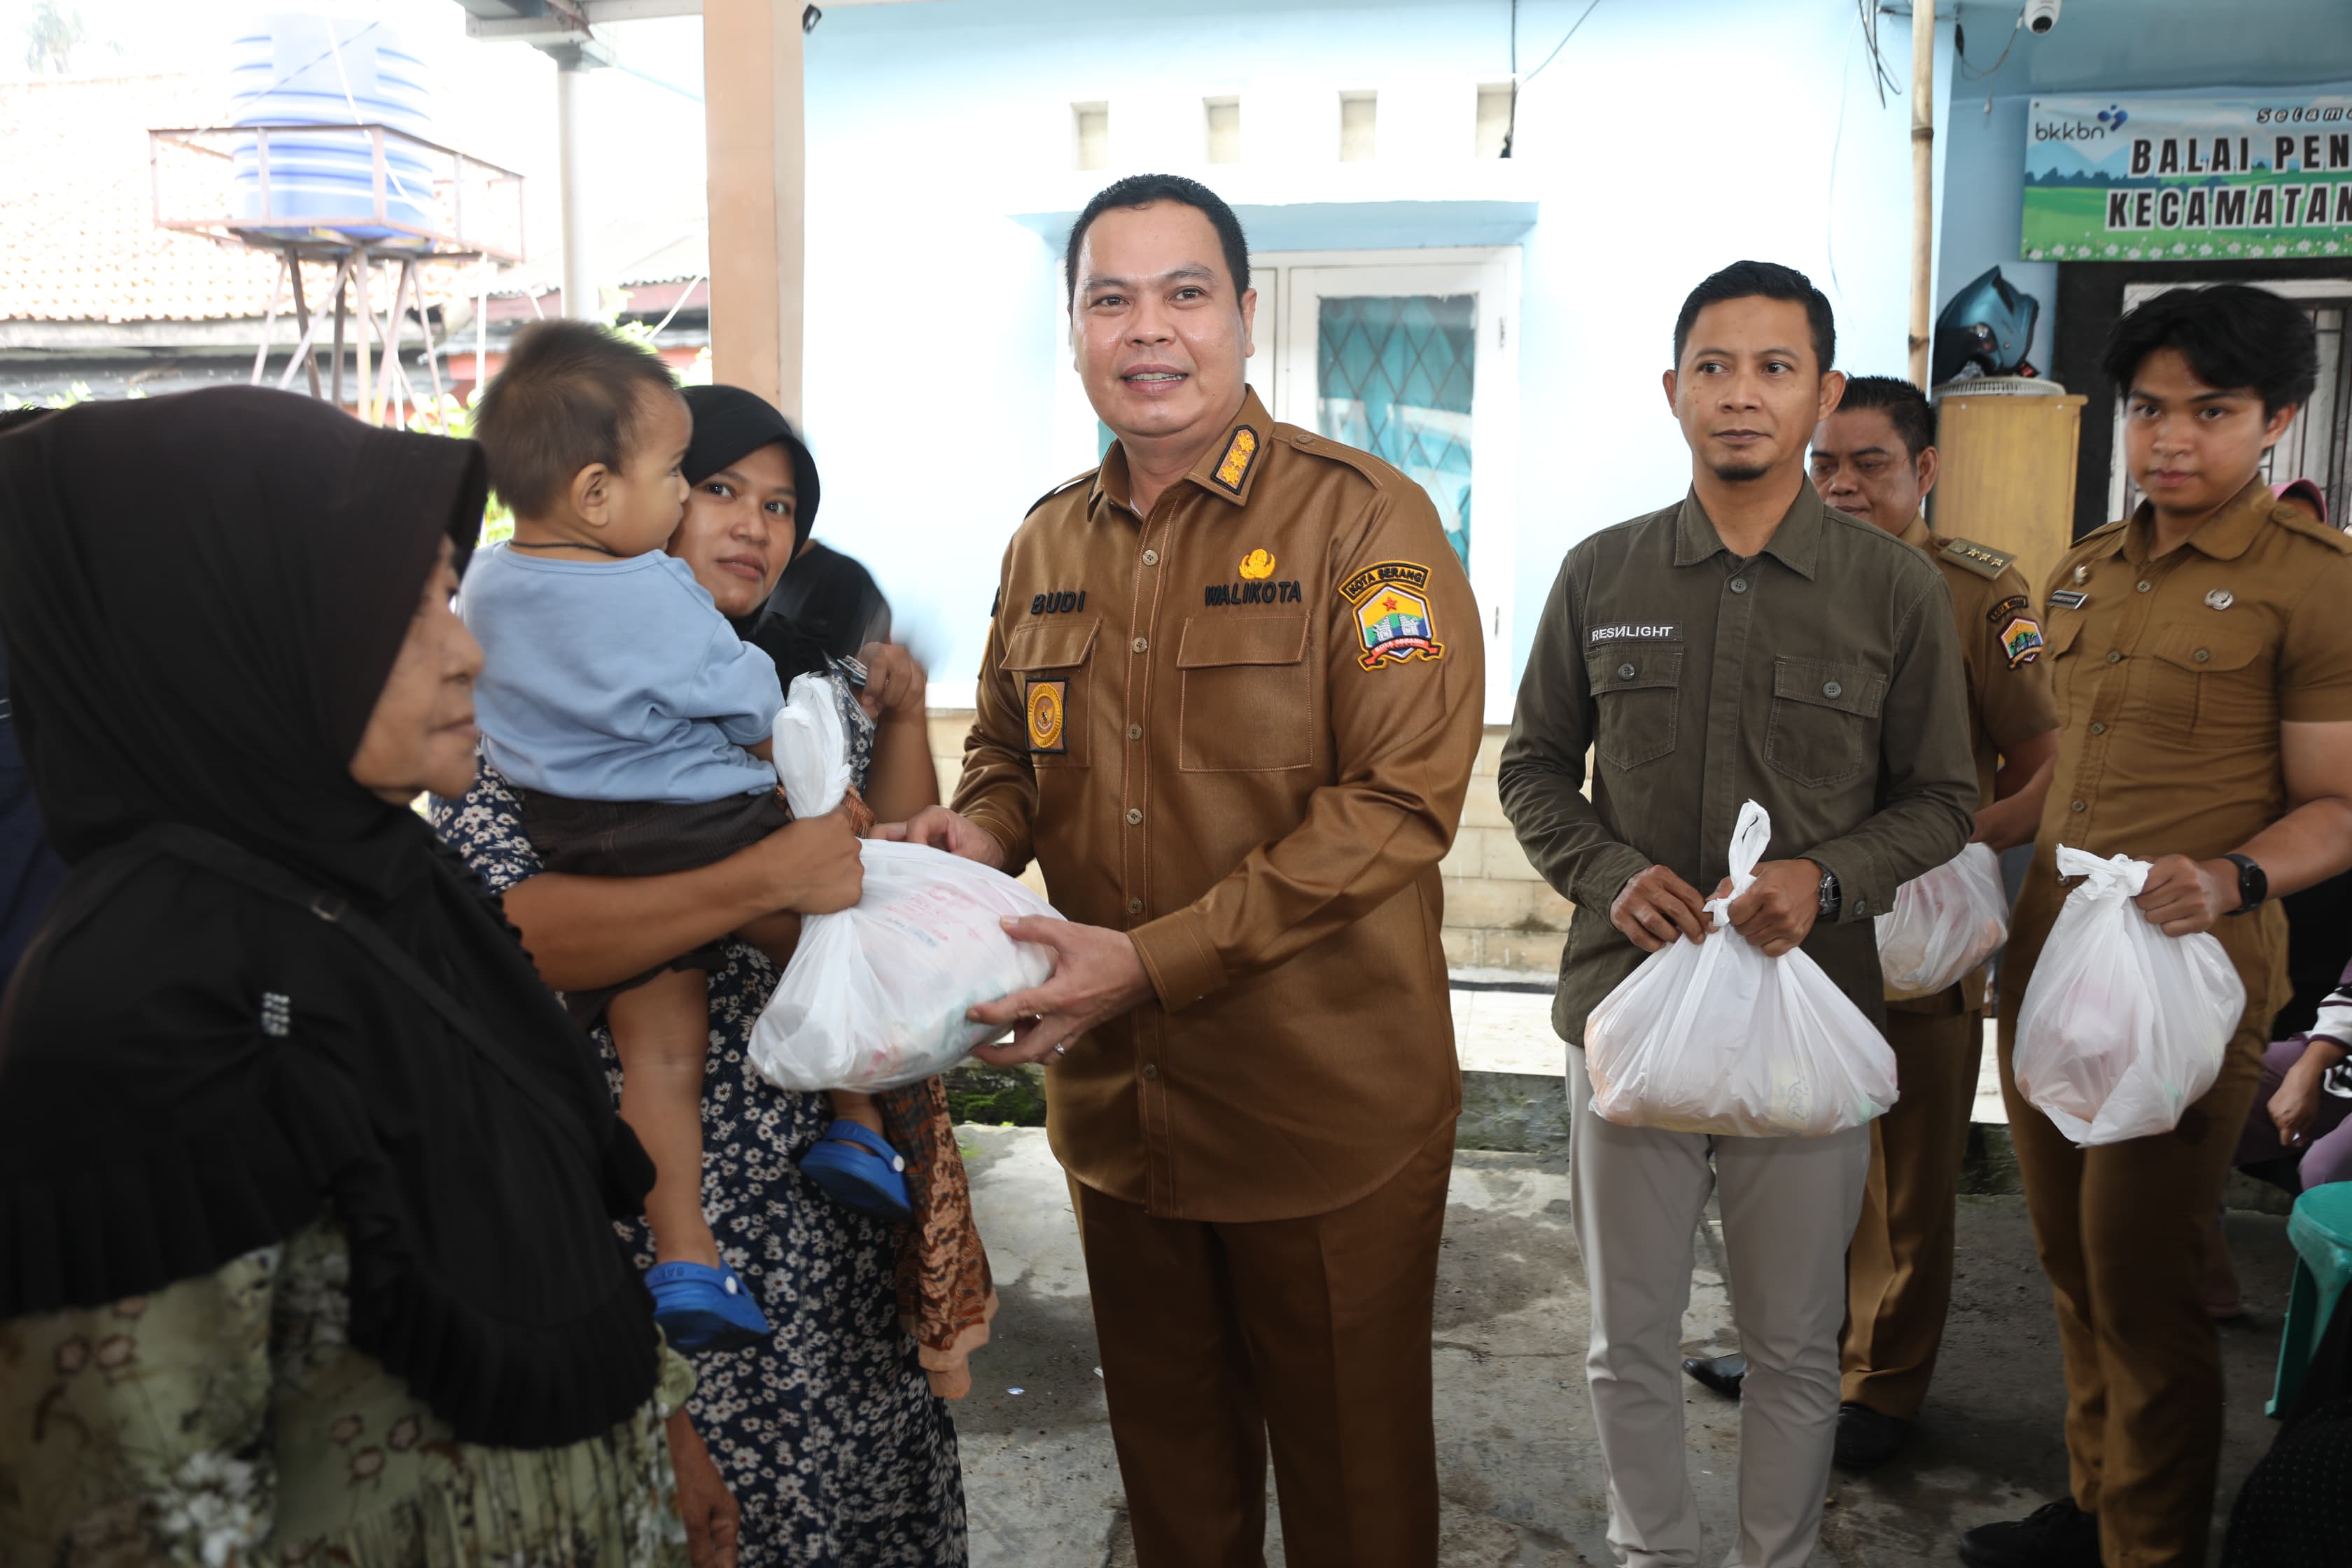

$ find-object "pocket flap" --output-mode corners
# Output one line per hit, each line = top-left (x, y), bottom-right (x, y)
(1772, 657), (1886, 717)
(1588, 648), (1683, 694)
(2043, 614), (2085, 659)
(1176, 614), (1310, 668)
(2151, 626), (2262, 673)
(1002, 617), (1100, 672)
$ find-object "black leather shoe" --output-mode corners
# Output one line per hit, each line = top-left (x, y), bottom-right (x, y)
(1832, 1403), (1909, 1471)
(1956, 1499), (2101, 1567)
(1682, 1353), (1746, 1399)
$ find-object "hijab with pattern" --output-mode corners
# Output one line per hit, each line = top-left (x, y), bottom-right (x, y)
(0, 388), (660, 1447)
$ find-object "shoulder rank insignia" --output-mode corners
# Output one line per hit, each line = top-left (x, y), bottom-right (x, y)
(1340, 560), (1446, 670)
(1024, 678), (1068, 753)
(1938, 536), (2015, 581)
(2001, 614), (2045, 668)
(1024, 468), (1097, 518)
(1212, 426), (1259, 493)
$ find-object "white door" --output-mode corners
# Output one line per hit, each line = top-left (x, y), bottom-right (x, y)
(1273, 252), (1520, 720)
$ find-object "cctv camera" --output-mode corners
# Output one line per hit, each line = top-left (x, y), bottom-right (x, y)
(2021, 0), (2060, 33)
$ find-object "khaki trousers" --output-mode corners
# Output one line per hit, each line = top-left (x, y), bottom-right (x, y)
(1842, 998), (1982, 1418)
(1069, 1119), (1455, 1568)
(1997, 1008), (2266, 1568)
(1568, 1052), (1870, 1568)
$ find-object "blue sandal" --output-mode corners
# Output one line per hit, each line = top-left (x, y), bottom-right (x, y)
(800, 1119), (913, 1222)
(644, 1261), (771, 1354)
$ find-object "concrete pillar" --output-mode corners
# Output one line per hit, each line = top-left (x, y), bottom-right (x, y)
(556, 59), (596, 319)
(701, 0), (805, 421)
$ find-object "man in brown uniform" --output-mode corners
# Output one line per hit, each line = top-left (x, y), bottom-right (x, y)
(887, 174), (1482, 1567)
(1683, 376), (2061, 1469)
(1958, 288), (2352, 1568)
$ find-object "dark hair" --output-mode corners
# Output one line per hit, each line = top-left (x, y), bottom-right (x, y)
(1673, 260), (1836, 373)
(2101, 284), (2318, 417)
(1833, 374), (1936, 459)
(472, 319), (680, 520)
(1063, 174), (1250, 304)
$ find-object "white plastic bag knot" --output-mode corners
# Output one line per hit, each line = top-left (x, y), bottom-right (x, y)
(1702, 799), (1774, 930)
(2052, 845), (2149, 900)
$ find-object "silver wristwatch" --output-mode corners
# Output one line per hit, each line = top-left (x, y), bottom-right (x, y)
(1816, 864), (1842, 918)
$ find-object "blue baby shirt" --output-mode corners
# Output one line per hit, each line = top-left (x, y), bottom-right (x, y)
(458, 546), (783, 804)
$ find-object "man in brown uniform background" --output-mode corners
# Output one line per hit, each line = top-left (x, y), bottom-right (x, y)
(886, 174), (1482, 1567)
(1683, 375), (2060, 1471)
(1957, 287), (2352, 1568)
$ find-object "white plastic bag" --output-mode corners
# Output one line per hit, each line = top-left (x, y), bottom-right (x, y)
(2012, 846), (2243, 1147)
(747, 675), (1063, 1093)
(1583, 800), (1898, 1138)
(1876, 843), (2010, 997)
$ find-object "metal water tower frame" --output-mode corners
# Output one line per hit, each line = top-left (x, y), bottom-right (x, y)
(148, 122), (526, 427)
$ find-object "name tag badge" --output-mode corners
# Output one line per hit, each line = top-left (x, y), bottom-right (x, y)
(1588, 622), (1682, 645)
(2050, 589), (2089, 610)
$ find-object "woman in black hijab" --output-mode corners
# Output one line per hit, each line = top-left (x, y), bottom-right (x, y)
(433, 384), (983, 1566)
(0, 387), (737, 1566)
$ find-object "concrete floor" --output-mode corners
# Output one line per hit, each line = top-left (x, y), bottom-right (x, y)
(953, 1125), (2297, 1568)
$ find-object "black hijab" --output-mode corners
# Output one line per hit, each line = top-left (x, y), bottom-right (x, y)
(679, 383), (836, 676)
(0, 388), (659, 1447)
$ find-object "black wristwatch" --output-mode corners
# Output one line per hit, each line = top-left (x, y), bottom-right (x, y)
(2222, 853), (2267, 915)
(1816, 864), (1842, 919)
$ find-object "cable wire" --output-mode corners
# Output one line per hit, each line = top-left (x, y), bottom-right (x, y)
(1520, 0), (1604, 88)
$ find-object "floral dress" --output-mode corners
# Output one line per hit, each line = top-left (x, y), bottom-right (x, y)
(429, 677), (968, 1568)
(0, 1220), (693, 1566)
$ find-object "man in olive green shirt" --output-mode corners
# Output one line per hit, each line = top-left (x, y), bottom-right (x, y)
(1499, 262), (1975, 1568)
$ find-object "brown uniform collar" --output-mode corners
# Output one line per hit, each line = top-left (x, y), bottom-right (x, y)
(2116, 475), (2278, 564)
(1091, 388), (1273, 515)
(1672, 476), (1828, 579)
(1897, 513), (1935, 552)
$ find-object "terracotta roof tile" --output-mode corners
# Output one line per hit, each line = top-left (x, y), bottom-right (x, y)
(0, 74), (472, 324)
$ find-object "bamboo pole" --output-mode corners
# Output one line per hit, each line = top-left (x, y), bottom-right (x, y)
(1908, 0), (1936, 390)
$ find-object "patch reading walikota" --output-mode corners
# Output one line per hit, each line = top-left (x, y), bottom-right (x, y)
(1341, 560), (1446, 670)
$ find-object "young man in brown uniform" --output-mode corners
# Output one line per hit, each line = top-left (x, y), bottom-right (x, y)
(1502, 263), (1977, 1568)
(1959, 287), (2352, 1568)
(887, 175), (1482, 1567)
(1684, 376), (2061, 1466)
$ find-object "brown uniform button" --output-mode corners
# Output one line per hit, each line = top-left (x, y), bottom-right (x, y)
(1142, 549), (1159, 566)
(2106, 650), (2123, 664)
(2090, 722), (2108, 736)
(2136, 581), (2152, 594)
(1141, 1063), (1161, 1082)
(1128, 724), (1142, 741)
(2193, 648), (2211, 663)
(1127, 898), (1144, 915)
(1132, 636), (1149, 654)
(2071, 799), (2087, 813)
(1126, 807), (1143, 825)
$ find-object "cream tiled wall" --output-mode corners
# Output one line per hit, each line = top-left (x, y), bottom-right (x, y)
(923, 715), (1568, 976)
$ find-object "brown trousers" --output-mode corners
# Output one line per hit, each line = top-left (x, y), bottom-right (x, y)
(1842, 998), (1982, 1419)
(1069, 1119), (1456, 1568)
(1998, 1009), (2265, 1568)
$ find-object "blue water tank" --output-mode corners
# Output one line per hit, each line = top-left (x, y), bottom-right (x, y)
(228, 14), (439, 246)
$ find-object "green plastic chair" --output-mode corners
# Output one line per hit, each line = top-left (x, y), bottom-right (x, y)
(2267, 1183), (2352, 1418)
